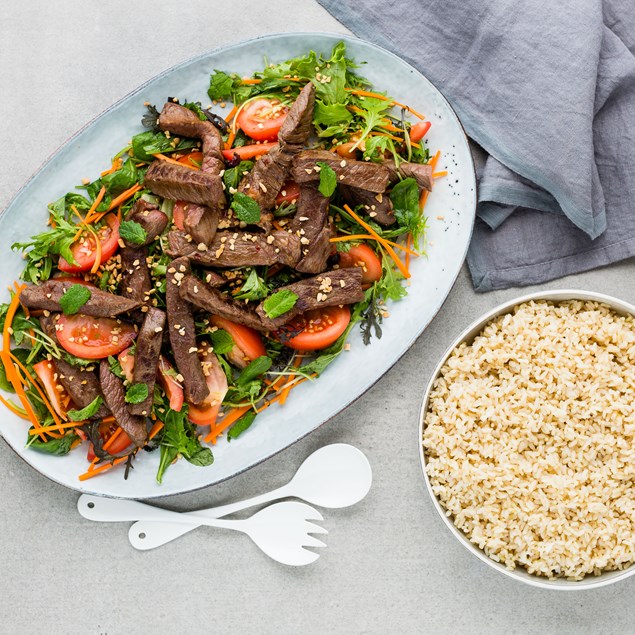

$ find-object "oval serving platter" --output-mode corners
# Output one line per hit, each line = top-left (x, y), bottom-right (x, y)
(0, 32), (476, 498)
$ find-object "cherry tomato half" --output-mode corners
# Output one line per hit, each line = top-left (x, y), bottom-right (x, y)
(33, 360), (67, 417)
(56, 314), (137, 359)
(237, 99), (288, 142)
(275, 181), (301, 206)
(178, 151), (203, 168)
(337, 244), (383, 284)
(58, 214), (120, 273)
(222, 142), (277, 162)
(157, 356), (184, 412)
(210, 316), (266, 365)
(172, 201), (187, 231)
(187, 345), (228, 426)
(409, 121), (431, 143)
(282, 305), (351, 351)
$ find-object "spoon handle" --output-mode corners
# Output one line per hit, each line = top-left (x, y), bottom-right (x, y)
(127, 486), (291, 550)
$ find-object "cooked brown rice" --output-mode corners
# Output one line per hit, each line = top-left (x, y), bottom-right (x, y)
(423, 300), (635, 580)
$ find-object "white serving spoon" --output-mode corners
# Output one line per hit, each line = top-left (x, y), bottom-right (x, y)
(79, 444), (371, 550)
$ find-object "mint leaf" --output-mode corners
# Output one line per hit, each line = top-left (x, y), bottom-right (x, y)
(59, 284), (91, 315)
(231, 192), (261, 224)
(262, 289), (298, 319)
(227, 411), (257, 441)
(119, 220), (147, 245)
(237, 356), (272, 387)
(67, 396), (103, 422)
(125, 383), (148, 404)
(210, 329), (234, 355)
(317, 162), (337, 197)
(235, 268), (270, 302)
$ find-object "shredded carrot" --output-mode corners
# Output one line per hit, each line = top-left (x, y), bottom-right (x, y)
(272, 220), (284, 231)
(368, 131), (420, 149)
(432, 170), (447, 178)
(100, 158), (122, 177)
(342, 205), (411, 279)
(70, 204), (85, 224)
(224, 104), (239, 124)
(428, 150), (441, 170)
(82, 185), (107, 225)
(29, 420), (88, 435)
(240, 78), (262, 85)
(152, 153), (196, 169)
(116, 205), (123, 223)
(106, 183), (142, 212)
(89, 227), (102, 275)
(329, 234), (418, 256)
(102, 426), (123, 452)
(0, 395), (29, 420)
(405, 233), (413, 274)
(205, 406), (251, 444)
(278, 357), (303, 405)
(345, 88), (426, 120)
(224, 128), (237, 150)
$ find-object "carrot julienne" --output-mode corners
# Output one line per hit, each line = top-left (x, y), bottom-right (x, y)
(432, 170), (447, 178)
(205, 406), (251, 444)
(329, 234), (418, 256)
(342, 205), (410, 279)
(224, 104), (239, 124)
(345, 88), (426, 120)
(106, 183), (142, 212)
(152, 153), (197, 169)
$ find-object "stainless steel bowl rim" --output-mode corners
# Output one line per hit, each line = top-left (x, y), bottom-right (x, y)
(418, 289), (635, 590)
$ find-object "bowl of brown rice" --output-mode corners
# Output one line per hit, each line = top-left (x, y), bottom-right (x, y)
(420, 290), (635, 589)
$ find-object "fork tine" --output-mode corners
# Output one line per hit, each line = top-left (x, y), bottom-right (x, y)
(304, 521), (328, 535)
(302, 535), (327, 548)
(301, 508), (323, 522)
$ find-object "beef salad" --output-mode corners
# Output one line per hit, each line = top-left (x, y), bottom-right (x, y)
(0, 42), (445, 483)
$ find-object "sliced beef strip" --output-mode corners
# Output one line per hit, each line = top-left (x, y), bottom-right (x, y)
(39, 315), (111, 419)
(21, 280), (141, 317)
(182, 203), (220, 245)
(256, 268), (364, 328)
(120, 246), (152, 305)
(384, 160), (433, 192)
(126, 199), (169, 245)
(339, 184), (396, 226)
(129, 307), (165, 416)
(99, 361), (148, 448)
(144, 161), (224, 210)
(290, 184), (331, 273)
(179, 275), (273, 332)
(278, 82), (316, 148)
(167, 230), (300, 269)
(158, 102), (225, 175)
(292, 150), (390, 193)
(166, 257), (210, 405)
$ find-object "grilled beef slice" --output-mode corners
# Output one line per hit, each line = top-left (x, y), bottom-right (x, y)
(179, 276), (273, 332)
(21, 280), (141, 317)
(236, 83), (316, 222)
(158, 102), (225, 175)
(290, 184), (332, 273)
(278, 82), (316, 148)
(339, 184), (396, 226)
(167, 229), (300, 269)
(144, 160), (224, 209)
(127, 199), (169, 245)
(182, 203), (220, 245)
(99, 361), (148, 447)
(166, 257), (210, 405)
(120, 246), (152, 305)
(292, 150), (390, 192)
(256, 268), (364, 328)
(53, 357), (111, 418)
(129, 307), (165, 416)
(385, 160), (433, 192)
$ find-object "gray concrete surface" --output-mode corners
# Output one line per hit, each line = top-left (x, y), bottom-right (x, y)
(2, 1), (635, 633)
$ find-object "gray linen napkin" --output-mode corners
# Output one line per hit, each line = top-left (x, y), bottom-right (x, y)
(317, 0), (635, 291)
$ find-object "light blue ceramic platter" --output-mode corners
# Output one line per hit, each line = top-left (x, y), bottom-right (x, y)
(0, 33), (476, 498)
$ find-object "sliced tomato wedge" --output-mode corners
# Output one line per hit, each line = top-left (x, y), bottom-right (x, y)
(210, 316), (266, 367)
(56, 314), (137, 359)
(33, 360), (67, 417)
(337, 244), (383, 284)
(87, 419), (133, 461)
(409, 120), (431, 143)
(222, 142), (277, 162)
(157, 356), (184, 412)
(172, 200), (187, 230)
(237, 98), (288, 142)
(187, 344), (228, 426)
(275, 181), (301, 205)
(282, 305), (351, 351)
(117, 347), (135, 383)
(178, 151), (204, 168)
(58, 214), (120, 273)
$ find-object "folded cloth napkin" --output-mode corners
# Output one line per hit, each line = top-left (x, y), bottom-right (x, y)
(317, 0), (635, 291)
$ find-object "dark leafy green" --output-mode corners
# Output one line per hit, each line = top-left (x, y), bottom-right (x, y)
(119, 220), (147, 245)
(67, 396), (103, 422)
(231, 192), (261, 224)
(29, 433), (79, 456)
(227, 411), (257, 441)
(262, 289), (298, 319)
